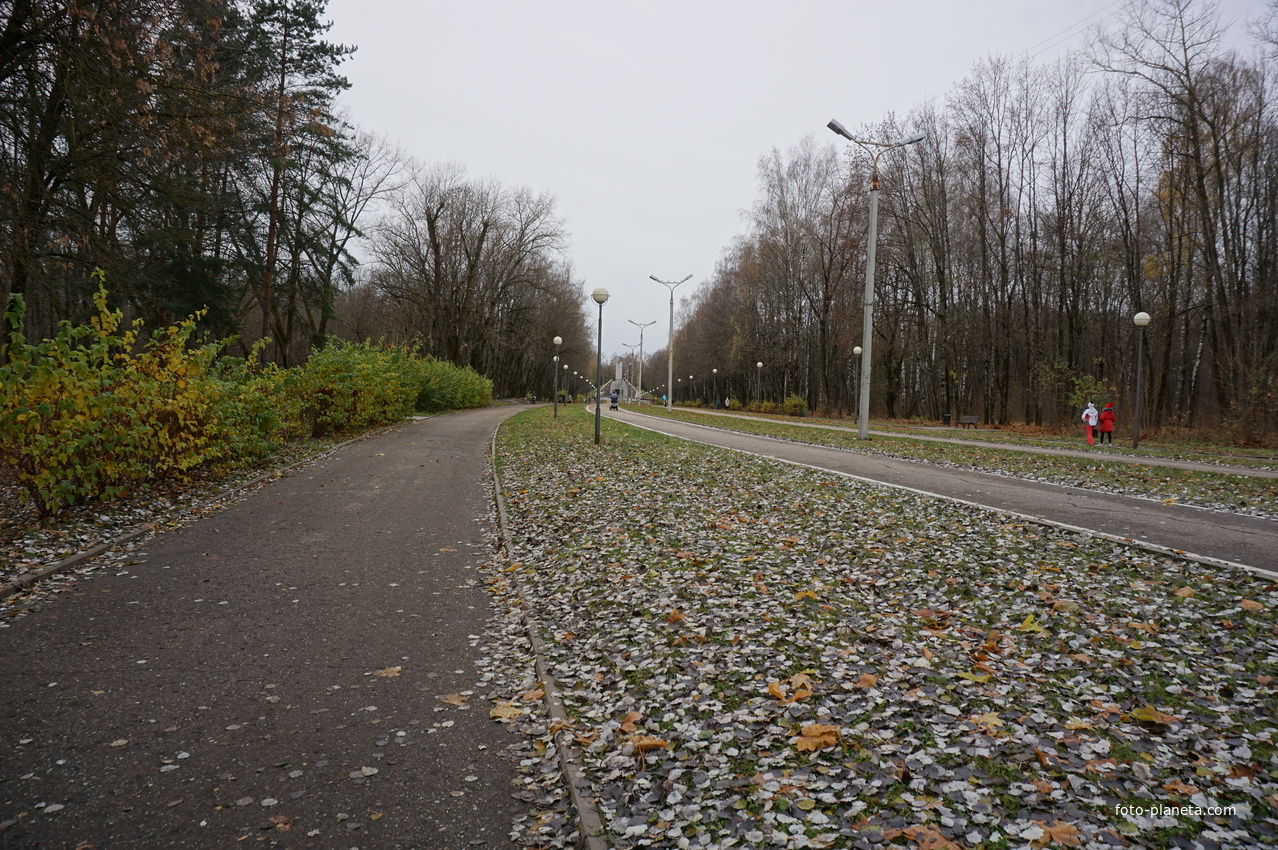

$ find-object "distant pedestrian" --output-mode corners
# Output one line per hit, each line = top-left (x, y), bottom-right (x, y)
(1098, 402), (1115, 444)
(724, 397), (731, 410)
(1082, 402), (1098, 445)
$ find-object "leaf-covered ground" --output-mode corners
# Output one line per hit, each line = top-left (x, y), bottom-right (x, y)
(495, 407), (1278, 849)
(635, 408), (1278, 521)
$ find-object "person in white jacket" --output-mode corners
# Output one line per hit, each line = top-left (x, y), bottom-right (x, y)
(1082, 402), (1098, 445)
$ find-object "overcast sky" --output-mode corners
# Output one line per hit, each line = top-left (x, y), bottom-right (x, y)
(324, 0), (1263, 362)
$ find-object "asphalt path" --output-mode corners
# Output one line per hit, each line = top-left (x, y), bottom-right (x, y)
(610, 406), (1278, 576)
(0, 406), (530, 849)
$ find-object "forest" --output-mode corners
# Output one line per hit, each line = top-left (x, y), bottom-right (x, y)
(3, 1), (1276, 437)
(657, 0), (1278, 439)
(0, 0), (593, 397)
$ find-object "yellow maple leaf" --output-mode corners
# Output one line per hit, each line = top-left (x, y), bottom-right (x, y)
(973, 712), (1004, 733)
(1018, 614), (1048, 634)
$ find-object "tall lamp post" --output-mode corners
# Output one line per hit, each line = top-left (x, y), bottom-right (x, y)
(828, 118), (925, 439)
(628, 319), (656, 403)
(650, 274), (692, 411)
(552, 335), (562, 418)
(592, 287), (610, 445)
(712, 368), (718, 406)
(1133, 311), (1150, 449)
(756, 361), (763, 406)
(852, 345), (862, 426)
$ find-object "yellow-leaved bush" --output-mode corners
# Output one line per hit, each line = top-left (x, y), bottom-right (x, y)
(1, 286), (492, 517)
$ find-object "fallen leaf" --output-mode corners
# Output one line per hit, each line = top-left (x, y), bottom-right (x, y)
(490, 702), (523, 720)
(619, 711), (642, 733)
(1130, 704), (1180, 729)
(973, 712), (1004, 734)
(437, 693), (468, 706)
(520, 688), (545, 702)
(268, 815), (293, 831)
(1173, 586), (1195, 598)
(1018, 613), (1048, 634)
(795, 723), (840, 752)
(374, 666), (402, 678)
(1031, 820), (1082, 848)
(1163, 779), (1199, 796)
(629, 735), (668, 752)
(1240, 599), (1264, 611)
(854, 673), (878, 689)
(664, 609), (685, 624)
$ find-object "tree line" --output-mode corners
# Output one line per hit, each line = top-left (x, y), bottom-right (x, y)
(662, 0), (1278, 439)
(1, 0), (591, 395)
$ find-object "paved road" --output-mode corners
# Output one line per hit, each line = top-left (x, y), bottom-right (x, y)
(676, 408), (1278, 479)
(0, 407), (529, 849)
(613, 407), (1278, 575)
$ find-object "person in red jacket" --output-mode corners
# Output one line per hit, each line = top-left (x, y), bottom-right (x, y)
(1098, 402), (1116, 444)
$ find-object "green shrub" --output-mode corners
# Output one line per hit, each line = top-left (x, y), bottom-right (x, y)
(416, 358), (492, 413)
(783, 394), (808, 417)
(288, 339), (427, 438)
(1, 285), (496, 518)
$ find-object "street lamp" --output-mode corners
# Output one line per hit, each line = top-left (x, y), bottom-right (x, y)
(852, 345), (863, 426)
(650, 274), (692, 411)
(552, 336), (562, 418)
(712, 368), (718, 407)
(756, 361), (763, 407)
(829, 118), (925, 439)
(1133, 311), (1151, 449)
(628, 319), (656, 403)
(592, 287), (610, 445)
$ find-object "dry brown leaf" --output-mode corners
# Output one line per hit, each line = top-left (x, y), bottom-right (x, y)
(1173, 586), (1195, 598)
(437, 693), (468, 706)
(490, 702), (523, 720)
(855, 673), (878, 689)
(1240, 598), (1264, 611)
(268, 815), (293, 831)
(520, 688), (545, 702)
(1031, 820), (1082, 848)
(795, 723), (840, 752)
(374, 666), (402, 678)
(901, 824), (961, 850)
(1163, 779), (1199, 796)
(629, 735), (668, 752)
(619, 711), (642, 733)
(665, 609), (685, 624)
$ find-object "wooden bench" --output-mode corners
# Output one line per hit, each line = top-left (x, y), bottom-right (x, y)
(957, 415), (979, 429)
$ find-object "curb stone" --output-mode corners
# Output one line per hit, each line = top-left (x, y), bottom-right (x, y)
(489, 423), (611, 850)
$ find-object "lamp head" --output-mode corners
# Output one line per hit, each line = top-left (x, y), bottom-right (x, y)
(592, 287), (610, 305)
(553, 336), (562, 346)
(827, 119), (854, 140)
(893, 131), (926, 146)
(1133, 311), (1151, 327)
